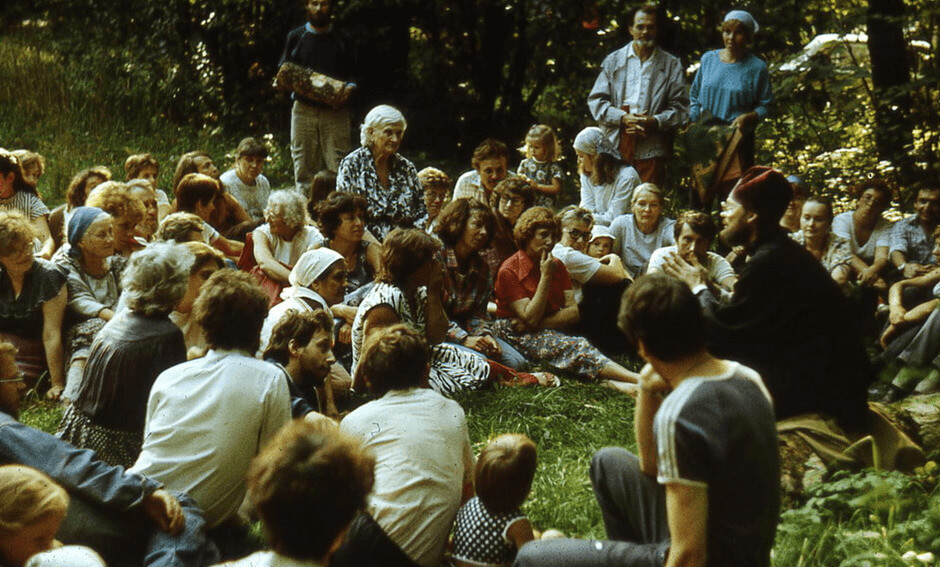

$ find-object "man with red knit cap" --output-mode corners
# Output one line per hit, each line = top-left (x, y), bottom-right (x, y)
(664, 166), (872, 432)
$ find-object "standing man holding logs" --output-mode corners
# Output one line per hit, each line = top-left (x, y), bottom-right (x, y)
(278, 0), (357, 196)
(588, 4), (688, 187)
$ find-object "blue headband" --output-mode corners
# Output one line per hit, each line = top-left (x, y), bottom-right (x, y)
(67, 207), (108, 258)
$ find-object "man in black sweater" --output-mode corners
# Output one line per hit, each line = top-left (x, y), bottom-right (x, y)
(279, 0), (357, 194)
(664, 166), (872, 432)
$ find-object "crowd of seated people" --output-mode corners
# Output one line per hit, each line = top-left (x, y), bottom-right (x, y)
(2, 48), (940, 564)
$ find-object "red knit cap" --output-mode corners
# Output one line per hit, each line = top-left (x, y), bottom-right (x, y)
(730, 166), (793, 224)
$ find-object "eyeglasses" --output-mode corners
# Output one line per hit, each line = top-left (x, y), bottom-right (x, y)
(564, 228), (591, 242)
(0, 372), (24, 384)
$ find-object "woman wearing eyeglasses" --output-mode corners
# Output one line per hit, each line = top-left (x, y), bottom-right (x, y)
(552, 206), (631, 355)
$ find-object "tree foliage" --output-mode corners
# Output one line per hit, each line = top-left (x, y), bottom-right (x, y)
(4, 0), (939, 182)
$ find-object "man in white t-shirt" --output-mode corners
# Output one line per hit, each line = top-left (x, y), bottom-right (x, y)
(131, 271), (291, 557)
(648, 210), (737, 295)
(334, 325), (474, 567)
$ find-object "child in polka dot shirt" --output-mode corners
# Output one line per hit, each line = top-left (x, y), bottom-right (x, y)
(452, 434), (537, 566)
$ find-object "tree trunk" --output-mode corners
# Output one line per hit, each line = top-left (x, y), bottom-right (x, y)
(866, 0), (916, 182)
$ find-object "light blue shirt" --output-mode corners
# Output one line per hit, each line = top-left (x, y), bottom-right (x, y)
(690, 50), (772, 123)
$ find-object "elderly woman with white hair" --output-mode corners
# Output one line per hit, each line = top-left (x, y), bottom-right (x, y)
(250, 189), (323, 304)
(57, 242), (193, 468)
(574, 127), (641, 226)
(258, 247), (351, 415)
(336, 104), (424, 240)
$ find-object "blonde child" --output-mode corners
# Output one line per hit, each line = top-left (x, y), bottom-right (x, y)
(452, 434), (537, 567)
(517, 125), (563, 209)
(0, 465), (69, 567)
(588, 225), (616, 259)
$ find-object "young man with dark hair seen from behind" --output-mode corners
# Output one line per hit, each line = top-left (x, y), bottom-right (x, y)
(223, 420), (374, 566)
(130, 271), (291, 560)
(515, 273), (780, 567)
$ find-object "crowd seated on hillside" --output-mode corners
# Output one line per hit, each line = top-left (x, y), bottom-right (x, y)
(0, 72), (936, 564)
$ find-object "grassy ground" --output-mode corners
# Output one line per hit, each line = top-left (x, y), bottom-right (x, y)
(6, 27), (940, 567)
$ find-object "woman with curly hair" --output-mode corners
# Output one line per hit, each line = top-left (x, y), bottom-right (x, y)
(250, 189), (323, 305)
(434, 198), (526, 369)
(482, 177), (536, 275)
(0, 211), (67, 398)
(48, 166), (111, 251)
(84, 181), (147, 257)
(314, 191), (381, 303)
(57, 242), (193, 467)
(492, 207), (638, 391)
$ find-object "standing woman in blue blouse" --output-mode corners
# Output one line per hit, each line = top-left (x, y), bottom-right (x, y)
(689, 10), (772, 191)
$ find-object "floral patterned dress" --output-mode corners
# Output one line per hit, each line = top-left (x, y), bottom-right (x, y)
(336, 146), (425, 240)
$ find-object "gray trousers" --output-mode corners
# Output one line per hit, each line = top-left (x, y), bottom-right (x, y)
(514, 448), (670, 567)
(290, 100), (350, 196)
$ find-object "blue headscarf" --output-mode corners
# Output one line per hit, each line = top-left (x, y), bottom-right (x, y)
(67, 206), (109, 259)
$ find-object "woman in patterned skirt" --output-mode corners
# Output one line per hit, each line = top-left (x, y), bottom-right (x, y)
(492, 207), (639, 393)
(57, 243), (192, 467)
(351, 229), (555, 396)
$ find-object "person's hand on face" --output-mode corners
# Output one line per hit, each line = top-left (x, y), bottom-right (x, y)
(540, 249), (557, 279)
(661, 251), (707, 289)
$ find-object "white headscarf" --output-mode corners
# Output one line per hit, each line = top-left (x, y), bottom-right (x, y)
(724, 10), (759, 35)
(573, 127), (619, 158)
(280, 248), (344, 301)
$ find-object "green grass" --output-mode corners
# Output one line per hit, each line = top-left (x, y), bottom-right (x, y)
(0, 29), (297, 207)
(456, 384), (636, 539)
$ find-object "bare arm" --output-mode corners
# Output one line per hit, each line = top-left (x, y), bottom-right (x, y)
(210, 234), (244, 258)
(356, 305), (402, 390)
(540, 290), (580, 329)
(664, 483), (708, 567)
(507, 251), (557, 329)
(252, 230), (291, 283)
(365, 240), (382, 274)
(42, 286), (67, 397)
(34, 215), (54, 259)
(590, 254), (629, 284)
(506, 518), (536, 550)
(635, 364), (669, 476)
(424, 262), (449, 345)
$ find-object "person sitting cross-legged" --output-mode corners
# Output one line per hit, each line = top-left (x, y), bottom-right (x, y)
(514, 274), (780, 567)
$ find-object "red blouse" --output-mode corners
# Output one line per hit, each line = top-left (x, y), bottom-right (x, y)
(494, 250), (572, 319)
